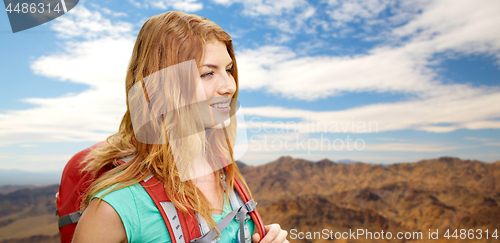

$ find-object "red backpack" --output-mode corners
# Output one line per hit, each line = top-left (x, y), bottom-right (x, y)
(56, 141), (266, 243)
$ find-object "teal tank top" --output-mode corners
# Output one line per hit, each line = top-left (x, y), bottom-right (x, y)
(92, 183), (255, 243)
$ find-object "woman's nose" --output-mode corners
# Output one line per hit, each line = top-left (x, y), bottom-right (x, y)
(217, 72), (236, 96)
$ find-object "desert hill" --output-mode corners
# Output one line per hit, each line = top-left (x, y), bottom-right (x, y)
(242, 156), (500, 242)
(0, 185), (59, 243)
(0, 157), (499, 242)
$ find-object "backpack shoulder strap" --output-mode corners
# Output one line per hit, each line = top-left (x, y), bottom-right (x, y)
(116, 157), (266, 243)
(128, 172), (199, 242)
(139, 176), (199, 243)
(220, 159), (267, 240)
(232, 175), (266, 241)
(116, 159), (202, 243)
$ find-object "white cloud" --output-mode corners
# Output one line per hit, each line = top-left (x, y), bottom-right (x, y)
(50, 6), (134, 39)
(19, 144), (39, 148)
(216, 0), (413, 39)
(0, 154), (73, 171)
(212, 0), (231, 6)
(327, 0), (393, 22)
(364, 142), (471, 152)
(235, 0), (310, 17)
(235, 0), (500, 133)
(212, 0), (315, 34)
(325, 0), (428, 38)
(463, 137), (493, 142)
(392, 0), (500, 62)
(264, 33), (294, 44)
(131, 0), (203, 12)
(1, 0), (499, 151)
(246, 132), (463, 153)
(100, 7), (129, 18)
(128, 0), (142, 8)
(240, 87), (500, 133)
(0, 5), (134, 146)
(327, 0), (427, 22)
(238, 45), (435, 98)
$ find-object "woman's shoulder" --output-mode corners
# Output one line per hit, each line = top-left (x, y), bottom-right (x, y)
(91, 182), (171, 243)
(73, 196), (128, 242)
(91, 183), (146, 228)
(93, 183), (146, 201)
(92, 183), (153, 222)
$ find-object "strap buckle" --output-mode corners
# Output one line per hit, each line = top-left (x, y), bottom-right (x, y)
(58, 211), (82, 228)
(244, 200), (256, 213)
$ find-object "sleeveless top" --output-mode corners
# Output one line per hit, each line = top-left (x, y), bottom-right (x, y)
(92, 183), (256, 243)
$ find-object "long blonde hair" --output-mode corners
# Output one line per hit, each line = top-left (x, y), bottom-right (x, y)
(80, 11), (251, 233)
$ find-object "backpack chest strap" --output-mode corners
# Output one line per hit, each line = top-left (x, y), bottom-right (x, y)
(120, 157), (258, 243)
(191, 198), (256, 243)
(144, 177), (255, 243)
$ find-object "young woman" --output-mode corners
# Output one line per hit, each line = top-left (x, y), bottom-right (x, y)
(72, 11), (288, 243)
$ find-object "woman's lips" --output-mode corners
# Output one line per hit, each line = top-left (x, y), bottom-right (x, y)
(209, 102), (231, 113)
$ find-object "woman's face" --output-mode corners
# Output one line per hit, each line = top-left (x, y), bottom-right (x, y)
(196, 41), (237, 129)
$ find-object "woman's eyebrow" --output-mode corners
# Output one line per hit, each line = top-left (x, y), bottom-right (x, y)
(202, 61), (233, 69)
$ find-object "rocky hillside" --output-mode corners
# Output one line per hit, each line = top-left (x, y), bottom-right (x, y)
(0, 185), (59, 243)
(0, 156), (499, 243)
(241, 156), (500, 242)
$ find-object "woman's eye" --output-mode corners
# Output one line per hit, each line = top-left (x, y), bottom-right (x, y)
(201, 71), (214, 78)
(226, 68), (233, 74)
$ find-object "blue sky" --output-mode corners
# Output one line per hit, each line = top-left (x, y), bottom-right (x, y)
(1, 0), (500, 172)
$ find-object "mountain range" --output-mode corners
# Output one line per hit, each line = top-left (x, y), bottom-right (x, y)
(242, 156), (500, 242)
(0, 156), (499, 242)
(0, 170), (61, 186)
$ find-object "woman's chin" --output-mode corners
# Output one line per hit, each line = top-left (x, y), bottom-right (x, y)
(210, 119), (231, 129)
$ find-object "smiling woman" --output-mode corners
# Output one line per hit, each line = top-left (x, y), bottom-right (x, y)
(197, 41), (236, 129)
(67, 11), (288, 243)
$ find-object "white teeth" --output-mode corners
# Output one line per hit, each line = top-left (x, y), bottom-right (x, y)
(210, 101), (230, 109)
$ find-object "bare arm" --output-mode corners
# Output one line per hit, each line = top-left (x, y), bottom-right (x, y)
(72, 199), (128, 243)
